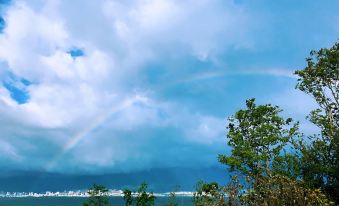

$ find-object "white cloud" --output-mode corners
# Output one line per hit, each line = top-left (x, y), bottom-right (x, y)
(0, 0), (254, 172)
(0, 2), (68, 81)
(101, 0), (252, 61)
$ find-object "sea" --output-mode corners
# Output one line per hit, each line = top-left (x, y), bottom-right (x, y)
(0, 197), (194, 206)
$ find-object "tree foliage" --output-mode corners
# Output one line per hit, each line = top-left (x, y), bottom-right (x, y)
(215, 99), (333, 205)
(242, 175), (334, 206)
(123, 189), (133, 206)
(295, 42), (338, 130)
(295, 41), (339, 202)
(218, 98), (300, 179)
(122, 182), (155, 206)
(83, 184), (111, 206)
(193, 181), (227, 206)
(136, 183), (155, 206)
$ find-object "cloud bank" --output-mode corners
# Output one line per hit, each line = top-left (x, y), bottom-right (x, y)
(0, 0), (245, 173)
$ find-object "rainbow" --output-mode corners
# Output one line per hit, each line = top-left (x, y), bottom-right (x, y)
(45, 96), (146, 171)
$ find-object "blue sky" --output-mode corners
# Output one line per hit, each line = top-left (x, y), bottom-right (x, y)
(0, 0), (338, 174)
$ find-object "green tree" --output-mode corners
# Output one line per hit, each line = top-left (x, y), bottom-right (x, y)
(123, 189), (133, 206)
(135, 182), (155, 206)
(217, 99), (333, 205)
(193, 181), (226, 206)
(83, 184), (111, 206)
(295, 41), (339, 202)
(192, 177), (244, 206)
(218, 98), (300, 181)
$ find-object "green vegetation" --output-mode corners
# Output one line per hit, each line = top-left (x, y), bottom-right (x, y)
(218, 98), (299, 179)
(83, 184), (111, 206)
(135, 183), (156, 206)
(192, 98), (334, 205)
(193, 181), (227, 206)
(295, 42), (339, 202)
(123, 189), (133, 206)
(121, 183), (156, 206)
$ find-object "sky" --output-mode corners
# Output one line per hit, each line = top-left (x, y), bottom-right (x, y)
(0, 0), (338, 175)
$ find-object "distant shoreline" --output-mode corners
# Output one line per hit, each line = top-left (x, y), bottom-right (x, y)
(0, 191), (194, 198)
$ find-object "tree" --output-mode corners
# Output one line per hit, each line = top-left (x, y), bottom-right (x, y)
(295, 41), (339, 202)
(224, 176), (243, 206)
(83, 184), (111, 206)
(135, 182), (155, 206)
(193, 181), (227, 206)
(192, 176), (245, 206)
(217, 99), (333, 205)
(218, 98), (300, 181)
(122, 182), (155, 206)
(241, 174), (334, 206)
(123, 189), (133, 206)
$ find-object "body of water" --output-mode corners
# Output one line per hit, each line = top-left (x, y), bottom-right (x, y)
(0, 197), (194, 206)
